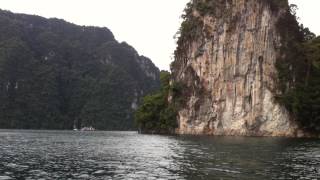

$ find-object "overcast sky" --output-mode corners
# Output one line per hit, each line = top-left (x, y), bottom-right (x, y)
(1, 0), (319, 70)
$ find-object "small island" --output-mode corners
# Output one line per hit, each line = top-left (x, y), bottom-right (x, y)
(136, 0), (320, 138)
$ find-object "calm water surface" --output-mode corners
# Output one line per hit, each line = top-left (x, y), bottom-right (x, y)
(0, 130), (319, 180)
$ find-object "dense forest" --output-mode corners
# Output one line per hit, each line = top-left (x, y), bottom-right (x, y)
(271, 2), (320, 133)
(0, 10), (160, 130)
(135, 71), (179, 134)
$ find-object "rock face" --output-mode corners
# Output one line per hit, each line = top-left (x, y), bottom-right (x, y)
(171, 0), (301, 136)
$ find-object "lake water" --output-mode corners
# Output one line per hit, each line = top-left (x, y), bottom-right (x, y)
(0, 130), (319, 180)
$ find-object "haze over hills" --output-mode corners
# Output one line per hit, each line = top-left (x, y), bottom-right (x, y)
(0, 9), (160, 130)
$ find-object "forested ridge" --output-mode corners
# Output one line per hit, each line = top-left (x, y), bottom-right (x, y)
(0, 9), (160, 130)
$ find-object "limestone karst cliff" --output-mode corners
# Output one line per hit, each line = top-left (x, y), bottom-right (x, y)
(0, 10), (160, 130)
(171, 0), (307, 136)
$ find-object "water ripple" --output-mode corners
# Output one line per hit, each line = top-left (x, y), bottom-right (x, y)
(0, 130), (319, 179)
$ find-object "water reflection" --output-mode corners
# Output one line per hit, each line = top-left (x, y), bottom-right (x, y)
(0, 130), (319, 179)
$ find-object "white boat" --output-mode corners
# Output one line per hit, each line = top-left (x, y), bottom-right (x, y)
(73, 125), (78, 131)
(81, 126), (95, 131)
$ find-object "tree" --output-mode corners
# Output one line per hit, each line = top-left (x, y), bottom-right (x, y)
(0, 10), (160, 130)
(135, 71), (177, 134)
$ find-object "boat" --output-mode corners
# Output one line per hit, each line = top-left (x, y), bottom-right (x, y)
(73, 125), (78, 131)
(81, 126), (95, 131)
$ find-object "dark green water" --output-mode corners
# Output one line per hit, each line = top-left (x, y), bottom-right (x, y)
(0, 130), (319, 179)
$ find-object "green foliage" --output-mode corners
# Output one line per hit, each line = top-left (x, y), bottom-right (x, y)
(160, 70), (171, 92)
(0, 10), (160, 130)
(195, 1), (215, 15)
(177, 16), (202, 47)
(274, 3), (320, 133)
(274, 4), (306, 93)
(177, 0), (225, 41)
(277, 37), (320, 132)
(170, 82), (186, 107)
(135, 71), (178, 134)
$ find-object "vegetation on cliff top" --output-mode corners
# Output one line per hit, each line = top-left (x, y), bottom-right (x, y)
(0, 10), (160, 130)
(173, 0), (290, 60)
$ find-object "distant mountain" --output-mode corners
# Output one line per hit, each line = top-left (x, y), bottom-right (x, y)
(0, 9), (160, 130)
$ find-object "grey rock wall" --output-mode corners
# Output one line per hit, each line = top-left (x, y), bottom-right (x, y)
(172, 0), (302, 137)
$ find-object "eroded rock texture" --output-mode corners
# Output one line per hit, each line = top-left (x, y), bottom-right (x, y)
(171, 0), (301, 136)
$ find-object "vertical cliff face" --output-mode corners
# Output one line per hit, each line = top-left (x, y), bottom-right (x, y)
(171, 0), (301, 136)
